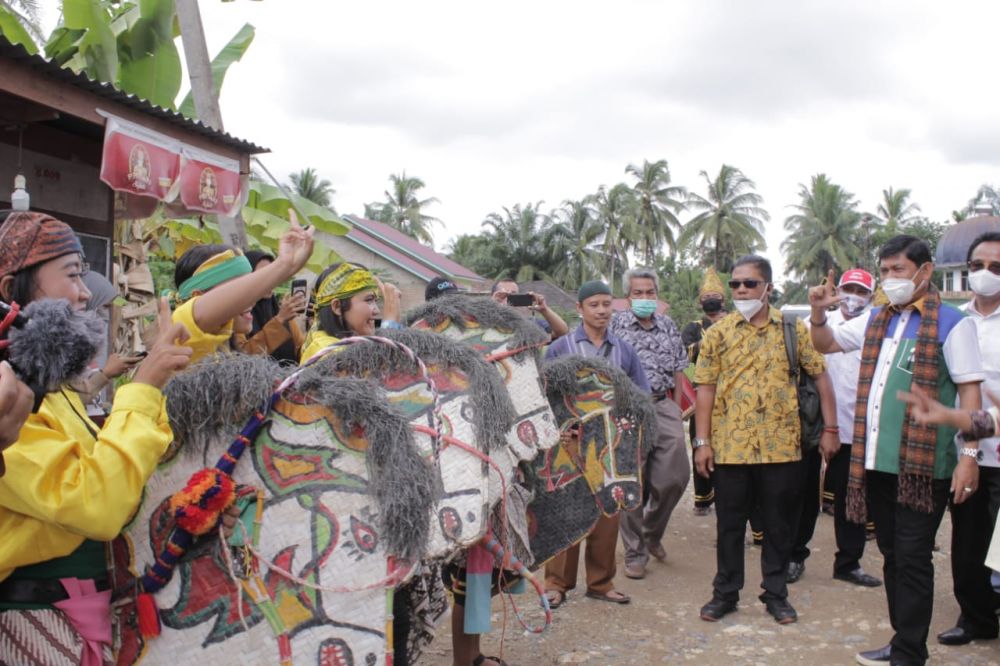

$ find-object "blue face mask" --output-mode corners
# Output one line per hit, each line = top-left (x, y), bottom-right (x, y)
(631, 298), (657, 319)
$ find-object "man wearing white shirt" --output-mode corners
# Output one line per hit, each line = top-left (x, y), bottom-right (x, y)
(938, 231), (1000, 647)
(789, 269), (881, 588)
(810, 235), (984, 666)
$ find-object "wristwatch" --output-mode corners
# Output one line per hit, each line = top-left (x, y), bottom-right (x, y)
(959, 447), (983, 463)
(693, 438), (710, 449)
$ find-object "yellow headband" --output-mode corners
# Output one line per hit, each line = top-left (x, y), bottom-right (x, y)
(314, 264), (378, 310)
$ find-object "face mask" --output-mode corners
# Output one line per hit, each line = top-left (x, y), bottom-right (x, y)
(881, 264), (927, 306)
(733, 290), (767, 321)
(969, 269), (1000, 297)
(840, 294), (871, 317)
(701, 298), (723, 314)
(630, 298), (657, 319)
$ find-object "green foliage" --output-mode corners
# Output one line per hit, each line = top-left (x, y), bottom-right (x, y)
(626, 159), (686, 266)
(287, 166), (335, 209)
(177, 23), (255, 119)
(479, 202), (556, 282)
(782, 174), (862, 283)
(0, 5), (38, 53)
(364, 172), (441, 246)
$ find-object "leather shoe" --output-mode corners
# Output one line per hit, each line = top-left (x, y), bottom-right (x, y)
(699, 598), (737, 622)
(834, 568), (882, 588)
(624, 563), (645, 579)
(937, 625), (998, 646)
(647, 542), (667, 561)
(786, 560), (805, 584)
(764, 597), (797, 624)
(854, 644), (891, 665)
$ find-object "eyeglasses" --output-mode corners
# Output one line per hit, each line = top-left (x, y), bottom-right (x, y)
(968, 260), (1000, 275)
(727, 279), (766, 289)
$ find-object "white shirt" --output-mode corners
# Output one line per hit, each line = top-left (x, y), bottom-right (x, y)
(825, 308), (863, 444)
(967, 299), (1000, 468)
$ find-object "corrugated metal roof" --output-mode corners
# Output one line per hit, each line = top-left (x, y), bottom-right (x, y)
(0, 36), (267, 154)
(345, 215), (485, 282)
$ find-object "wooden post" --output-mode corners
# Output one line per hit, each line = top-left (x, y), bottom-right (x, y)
(175, 0), (247, 248)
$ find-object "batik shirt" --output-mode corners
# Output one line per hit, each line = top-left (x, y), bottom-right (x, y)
(831, 300), (983, 479)
(694, 307), (825, 464)
(610, 310), (688, 394)
(966, 300), (1000, 467)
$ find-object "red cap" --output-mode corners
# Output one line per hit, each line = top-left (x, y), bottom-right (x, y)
(838, 269), (874, 291)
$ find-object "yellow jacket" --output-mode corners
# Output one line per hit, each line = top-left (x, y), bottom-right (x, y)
(0, 384), (172, 581)
(299, 330), (340, 365)
(172, 297), (233, 364)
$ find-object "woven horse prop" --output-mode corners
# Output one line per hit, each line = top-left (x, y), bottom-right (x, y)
(105, 297), (560, 666)
(527, 355), (656, 565)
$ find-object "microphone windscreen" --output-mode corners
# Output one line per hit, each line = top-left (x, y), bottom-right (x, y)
(7, 299), (105, 395)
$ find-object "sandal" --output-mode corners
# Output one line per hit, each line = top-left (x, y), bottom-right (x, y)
(544, 589), (565, 609)
(472, 655), (508, 666)
(584, 589), (630, 604)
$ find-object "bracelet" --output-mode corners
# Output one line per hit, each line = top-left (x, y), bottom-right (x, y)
(959, 447), (983, 463)
(822, 426), (838, 434)
(810, 317), (828, 328)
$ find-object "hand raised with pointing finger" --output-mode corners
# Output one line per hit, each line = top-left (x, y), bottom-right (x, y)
(808, 269), (841, 310)
(133, 298), (193, 390)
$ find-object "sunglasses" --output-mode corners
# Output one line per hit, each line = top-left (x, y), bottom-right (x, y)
(727, 279), (766, 289)
(968, 260), (1000, 276)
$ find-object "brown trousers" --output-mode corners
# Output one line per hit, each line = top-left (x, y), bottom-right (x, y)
(544, 513), (620, 595)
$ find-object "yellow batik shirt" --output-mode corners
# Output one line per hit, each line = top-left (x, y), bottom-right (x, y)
(693, 307), (826, 464)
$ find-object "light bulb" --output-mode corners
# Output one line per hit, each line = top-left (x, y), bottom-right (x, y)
(11, 173), (29, 211)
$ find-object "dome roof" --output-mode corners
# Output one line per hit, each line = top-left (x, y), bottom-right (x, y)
(935, 215), (1000, 266)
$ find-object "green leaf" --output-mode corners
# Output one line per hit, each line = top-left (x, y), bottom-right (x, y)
(245, 181), (351, 235)
(62, 0), (119, 83)
(44, 26), (86, 63)
(0, 7), (39, 54)
(178, 23), (255, 119)
(117, 0), (181, 108)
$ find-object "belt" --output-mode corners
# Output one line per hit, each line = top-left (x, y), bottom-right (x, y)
(0, 576), (109, 605)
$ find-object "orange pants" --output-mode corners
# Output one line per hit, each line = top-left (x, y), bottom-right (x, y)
(544, 513), (620, 595)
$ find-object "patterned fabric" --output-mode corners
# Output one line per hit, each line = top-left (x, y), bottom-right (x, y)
(0, 212), (82, 279)
(609, 310), (688, 393)
(544, 325), (650, 391)
(313, 264), (378, 311)
(693, 307), (825, 464)
(0, 608), (114, 665)
(846, 287), (941, 523)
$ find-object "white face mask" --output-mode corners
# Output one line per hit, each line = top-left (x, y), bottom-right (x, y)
(840, 294), (871, 317)
(733, 290), (767, 321)
(969, 269), (1000, 297)
(882, 264), (927, 306)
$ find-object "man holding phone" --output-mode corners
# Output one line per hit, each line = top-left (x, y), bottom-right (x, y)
(491, 279), (568, 339)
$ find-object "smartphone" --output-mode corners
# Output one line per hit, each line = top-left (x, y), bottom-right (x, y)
(507, 293), (535, 307)
(291, 278), (308, 299)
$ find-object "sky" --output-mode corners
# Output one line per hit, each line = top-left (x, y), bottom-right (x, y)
(39, 1), (1000, 282)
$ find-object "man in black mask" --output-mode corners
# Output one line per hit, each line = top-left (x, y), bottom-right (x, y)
(682, 268), (729, 517)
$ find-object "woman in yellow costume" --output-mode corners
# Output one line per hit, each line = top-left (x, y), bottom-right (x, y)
(0, 211), (193, 664)
(300, 262), (402, 363)
(171, 211), (314, 364)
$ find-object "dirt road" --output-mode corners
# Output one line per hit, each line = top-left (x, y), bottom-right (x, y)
(422, 485), (999, 665)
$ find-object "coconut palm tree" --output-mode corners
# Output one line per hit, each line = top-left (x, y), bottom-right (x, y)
(445, 233), (492, 276)
(681, 165), (769, 272)
(480, 202), (556, 282)
(625, 159), (687, 266)
(782, 174), (862, 284)
(288, 167), (335, 208)
(364, 172), (441, 246)
(548, 198), (606, 290)
(590, 183), (637, 289)
(871, 186), (922, 233)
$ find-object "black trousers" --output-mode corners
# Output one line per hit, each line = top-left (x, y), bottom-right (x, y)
(690, 418), (715, 508)
(791, 444), (868, 574)
(950, 465), (1000, 637)
(867, 471), (949, 666)
(712, 462), (802, 603)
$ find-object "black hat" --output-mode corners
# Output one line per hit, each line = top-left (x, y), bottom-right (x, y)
(425, 276), (460, 301)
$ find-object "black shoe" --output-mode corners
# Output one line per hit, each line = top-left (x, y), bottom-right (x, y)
(854, 644), (891, 665)
(786, 560), (805, 584)
(834, 568), (882, 588)
(764, 597), (797, 624)
(699, 598), (737, 622)
(937, 625), (998, 646)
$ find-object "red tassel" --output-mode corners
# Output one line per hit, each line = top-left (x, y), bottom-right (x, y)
(136, 592), (161, 639)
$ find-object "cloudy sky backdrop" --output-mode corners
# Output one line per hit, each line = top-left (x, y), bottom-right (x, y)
(42, 1), (1000, 280)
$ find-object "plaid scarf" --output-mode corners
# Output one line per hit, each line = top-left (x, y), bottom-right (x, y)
(846, 285), (941, 523)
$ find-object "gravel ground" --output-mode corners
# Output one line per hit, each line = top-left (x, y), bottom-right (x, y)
(421, 484), (1000, 665)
